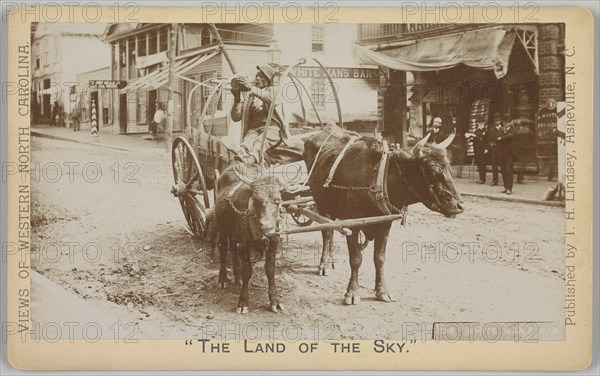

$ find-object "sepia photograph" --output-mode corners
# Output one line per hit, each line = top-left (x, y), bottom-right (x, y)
(24, 19), (571, 344)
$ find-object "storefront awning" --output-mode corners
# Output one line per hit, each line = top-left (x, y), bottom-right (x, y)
(121, 48), (219, 93)
(135, 51), (168, 69)
(352, 28), (516, 79)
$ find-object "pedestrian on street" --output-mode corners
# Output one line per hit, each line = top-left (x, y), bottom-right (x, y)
(71, 103), (81, 132)
(488, 112), (503, 186)
(148, 103), (165, 139)
(448, 115), (466, 179)
(50, 100), (61, 127)
(495, 114), (516, 194)
(466, 121), (489, 184)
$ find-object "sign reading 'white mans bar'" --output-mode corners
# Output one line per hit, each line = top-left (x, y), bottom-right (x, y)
(292, 66), (379, 80)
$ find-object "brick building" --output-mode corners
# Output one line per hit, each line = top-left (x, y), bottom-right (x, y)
(354, 23), (566, 176)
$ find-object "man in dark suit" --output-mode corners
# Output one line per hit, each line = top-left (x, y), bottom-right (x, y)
(488, 113), (503, 186)
(466, 121), (489, 184)
(427, 117), (448, 144)
(494, 115), (516, 194)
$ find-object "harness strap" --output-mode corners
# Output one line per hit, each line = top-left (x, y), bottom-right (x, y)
(369, 140), (399, 215)
(323, 136), (358, 188)
(225, 181), (245, 198)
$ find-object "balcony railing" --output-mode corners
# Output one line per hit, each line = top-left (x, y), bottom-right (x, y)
(358, 24), (453, 42)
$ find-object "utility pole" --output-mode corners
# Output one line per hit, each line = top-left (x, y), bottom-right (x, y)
(167, 23), (178, 152)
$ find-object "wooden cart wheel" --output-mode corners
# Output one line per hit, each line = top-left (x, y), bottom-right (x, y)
(171, 136), (210, 238)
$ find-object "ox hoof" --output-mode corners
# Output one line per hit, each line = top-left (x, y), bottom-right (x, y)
(343, 293), (361, 305)
(236, 306), (249, 314)
(219, 281), (228, 289)
(270, 303), (285, 313)
(376, 292), (395, 302)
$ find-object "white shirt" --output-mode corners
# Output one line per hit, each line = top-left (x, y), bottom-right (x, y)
(153, 109), (165, 123)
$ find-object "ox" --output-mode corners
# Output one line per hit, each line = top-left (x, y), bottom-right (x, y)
(214, 162), (285, 314)
(304, 123), (464, 305)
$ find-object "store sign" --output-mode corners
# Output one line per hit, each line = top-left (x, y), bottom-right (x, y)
(535, 101), (558, 158)
(88, 80), (126, 89)
(292, 66), (379, 80)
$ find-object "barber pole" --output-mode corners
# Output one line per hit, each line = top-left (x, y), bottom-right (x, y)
(91, 100), (98, 138)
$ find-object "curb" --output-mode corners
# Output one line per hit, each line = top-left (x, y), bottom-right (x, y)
(31, 131), (153, 152)
(461, 192), (565, 207)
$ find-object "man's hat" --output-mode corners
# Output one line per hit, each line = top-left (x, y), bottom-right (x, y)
(256, 63), (282, 84)
(492, 112), (502, 122)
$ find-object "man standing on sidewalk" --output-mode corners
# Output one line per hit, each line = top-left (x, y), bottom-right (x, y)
(494, 114), (516, 195)
(466, 121), (489, 184)
(146, 103), (165, 140)
(71, 102), (81, 132)
(488, 113), (502, 186)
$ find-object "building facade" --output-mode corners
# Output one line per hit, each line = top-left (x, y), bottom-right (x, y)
(275, 24), (379, 135)
(355, 23), (565, 176)
(103, 23), (273, 136)
(31, 23), (110, 124)
(99, 23), (379, 138)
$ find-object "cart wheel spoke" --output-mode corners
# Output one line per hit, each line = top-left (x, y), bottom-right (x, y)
(172, 136), (210, 238)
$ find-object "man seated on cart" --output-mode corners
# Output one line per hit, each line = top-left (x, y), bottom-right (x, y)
(221, 64), (305, 165)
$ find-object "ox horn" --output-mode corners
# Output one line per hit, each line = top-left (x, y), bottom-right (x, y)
(411, 133), (431, 153)
(432, 129), (456, 149)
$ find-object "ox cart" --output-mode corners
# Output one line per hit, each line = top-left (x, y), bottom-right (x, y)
(170, 57), (405, 244)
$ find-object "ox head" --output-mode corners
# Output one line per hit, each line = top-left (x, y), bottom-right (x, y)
(393, 132), (464, 217)
(250, 176), (285, 236)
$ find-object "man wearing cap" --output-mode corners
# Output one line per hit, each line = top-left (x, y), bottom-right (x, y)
(494, 114), (516, 194)
(223, 64), (303, 165)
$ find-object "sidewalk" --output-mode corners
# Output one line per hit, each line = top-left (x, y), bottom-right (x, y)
(31, 125), (564, 206)
(450, 166), (564, 207)
(31, 125), (173, 153)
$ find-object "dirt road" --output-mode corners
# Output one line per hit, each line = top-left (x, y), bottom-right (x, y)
(30, 137), (565, 341)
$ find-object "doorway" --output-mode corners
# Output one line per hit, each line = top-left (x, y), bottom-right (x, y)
(147, 90), (157, 127)
(119, 94), (127, 133)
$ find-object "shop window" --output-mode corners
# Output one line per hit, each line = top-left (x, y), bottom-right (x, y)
(310, 78), (325, 109)
(35, 58), (40, 70)
(159, 27), (169, 52)
(148, 32), (158, 55)
(138, 34), (147, 57)
(128, 38), (137, 79)
(136, 91), (147, 124)
(44, 39), (49, 65)
(80, 94), (89, 122)
(119, 41), (126, 68)
(201, 28), (212, 46)
(311, 26), (324, 53)
(101, 90), (113, 125)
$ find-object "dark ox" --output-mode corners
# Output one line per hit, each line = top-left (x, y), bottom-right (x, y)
(304, 123), (464, 305)
(214, 162), (285, 314)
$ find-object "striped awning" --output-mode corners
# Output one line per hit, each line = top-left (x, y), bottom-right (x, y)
(120, 48), (219, 93)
